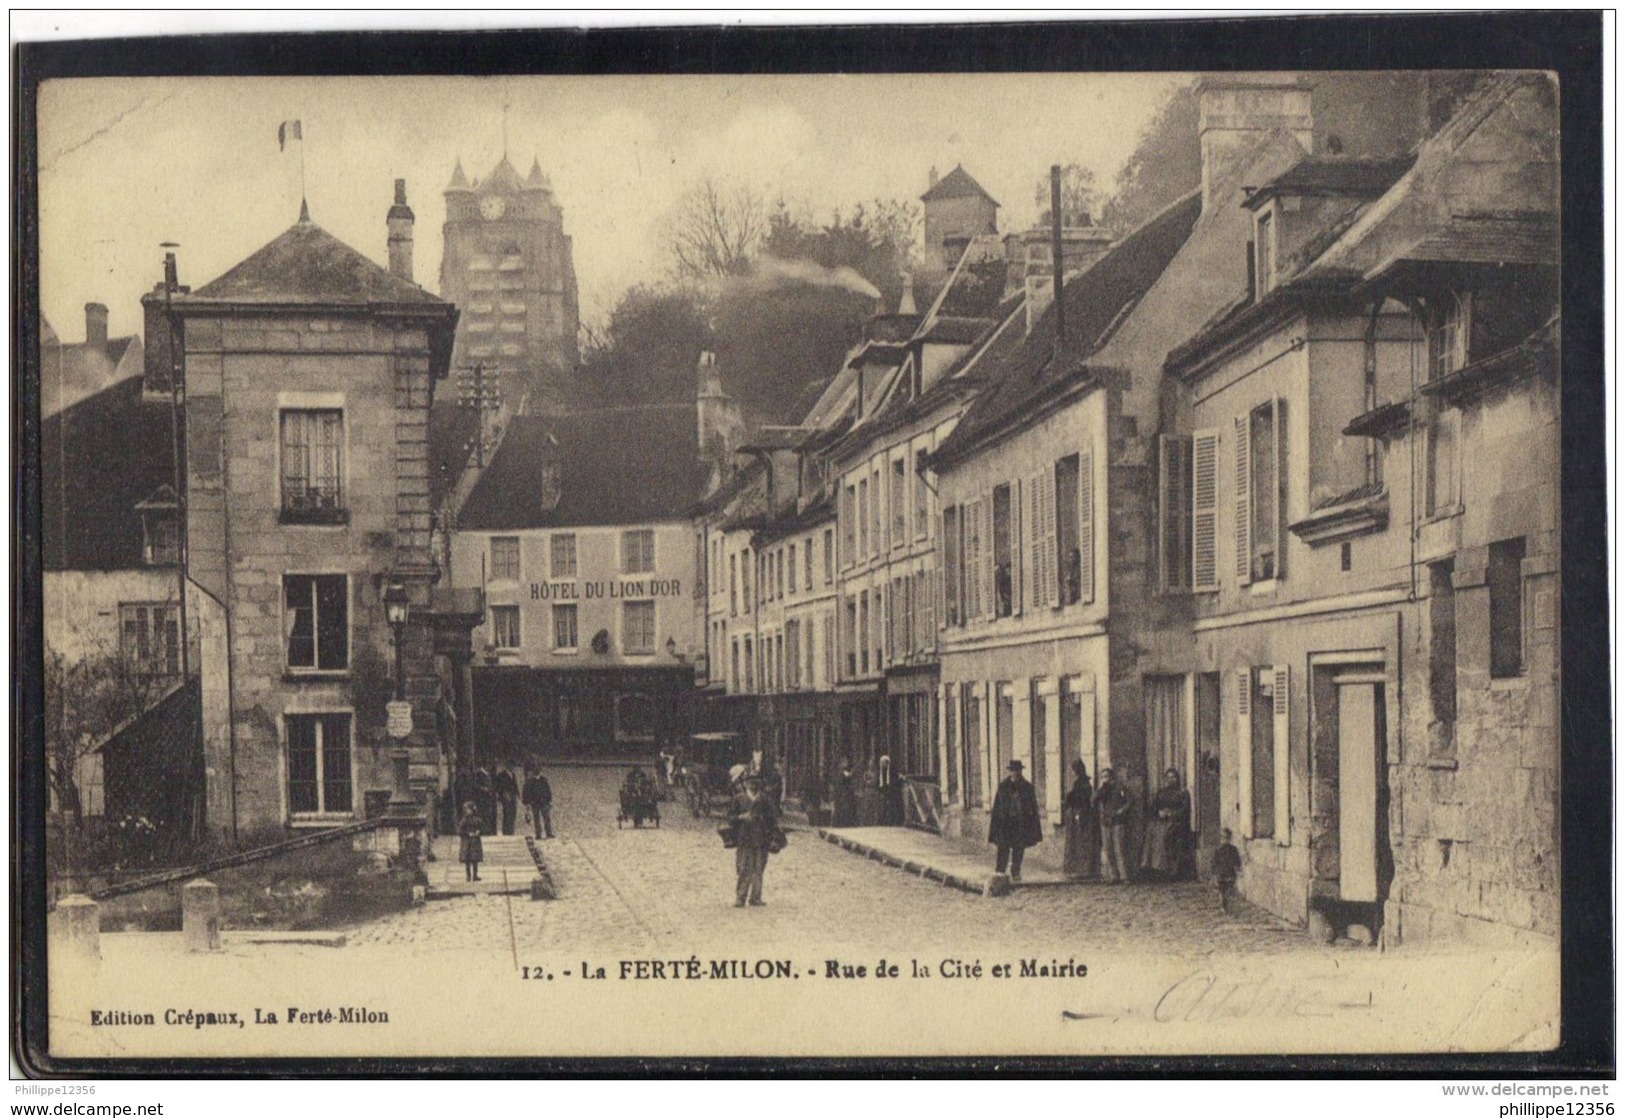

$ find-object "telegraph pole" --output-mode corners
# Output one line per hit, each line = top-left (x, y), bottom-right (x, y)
(455, 362), (503, 468)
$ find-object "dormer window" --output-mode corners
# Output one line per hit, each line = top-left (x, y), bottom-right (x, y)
(135, 485), (181, 566)
(1255, 209), (1276, 297)
(1427, 290), (1473, 378)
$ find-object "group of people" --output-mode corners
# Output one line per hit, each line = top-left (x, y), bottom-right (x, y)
(989, 760), (1241, 909)
(827, 755), (905, 828)
(456, 764), (554, 882)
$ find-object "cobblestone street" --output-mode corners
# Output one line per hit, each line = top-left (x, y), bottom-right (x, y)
(346, 766), (1314, 959)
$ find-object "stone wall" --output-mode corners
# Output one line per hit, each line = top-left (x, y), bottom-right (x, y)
(185, 312), (445, 840)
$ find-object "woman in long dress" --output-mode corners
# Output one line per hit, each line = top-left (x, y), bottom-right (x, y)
(1061, 760), (1100, 880)
(1141, 767), (1192, 880)
(855, 760), (882, 826)
(830, 760), (857, 827)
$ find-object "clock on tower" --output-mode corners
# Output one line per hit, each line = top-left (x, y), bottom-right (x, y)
(441, 154), (581, 415)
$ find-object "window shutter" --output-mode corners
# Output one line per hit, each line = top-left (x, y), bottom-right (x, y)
(1272, 664), (1290, 846)
(1234, 415), (1252, 586)
(1029, 472), (1045, 610)
(1272, 397), (1287, 580)
(883, 581), (893, 665)
(981, 494), (996, 624)
(962, 500), (975, 620)
(1044, 465), (1059, 607)
(1192, 430), (1220, 591)
(1236, 667), (1253, 839)
(1158, 435), (1175, 589)
(964, 500), (981, 621)
(1011, 478), (1024, 617)
(1078, 448), (1095, 605)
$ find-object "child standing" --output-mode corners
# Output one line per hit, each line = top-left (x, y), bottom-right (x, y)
(458, 800), (486, 882)
(1212, 827), (1241, 913)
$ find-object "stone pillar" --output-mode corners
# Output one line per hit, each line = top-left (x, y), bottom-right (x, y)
(49, 895), (100, 1030)
(182, 879), (222, 953)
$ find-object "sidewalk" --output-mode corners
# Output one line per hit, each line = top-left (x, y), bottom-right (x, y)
(426, 834), (547, 898)
(816, 825), (1073, 896)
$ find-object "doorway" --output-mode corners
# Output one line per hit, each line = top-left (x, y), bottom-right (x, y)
(1195, 672), (1222, 852)
(1309, 661), (1393, 933)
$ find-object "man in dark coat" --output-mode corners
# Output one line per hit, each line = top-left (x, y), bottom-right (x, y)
(729, 774), (781, 907)
(1094, 766), (1132, 884)
(521, 768), (553, 839)
(494, 764), (520, 836)
(988, 759), (1043, 881)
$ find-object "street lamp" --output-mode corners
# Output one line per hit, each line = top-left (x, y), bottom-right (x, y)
(381, 580), (418, 819)
(384, 580), (410, 703)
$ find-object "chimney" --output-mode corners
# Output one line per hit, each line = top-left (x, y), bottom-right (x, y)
(1022, 220), (1115, 336)
(387, 178), (415, 283)
(928, 166), (939, 189)
(84, 302), (108, 348)
(1195, 74), (1313, 214)
(696, 350), (742, 477)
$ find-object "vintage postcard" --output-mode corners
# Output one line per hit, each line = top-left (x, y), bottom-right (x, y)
(20, 20), (1602, 1070)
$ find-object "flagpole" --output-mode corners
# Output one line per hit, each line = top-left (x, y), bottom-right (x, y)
(300, 121), (307, 210)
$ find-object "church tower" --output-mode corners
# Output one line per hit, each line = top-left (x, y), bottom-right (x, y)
(440, 154), (581, 414)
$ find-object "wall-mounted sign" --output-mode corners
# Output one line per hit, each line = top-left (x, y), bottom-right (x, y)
(530, 579), (682, 601)
(386, 700), (414, 739)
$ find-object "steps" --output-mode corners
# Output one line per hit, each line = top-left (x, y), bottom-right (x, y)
(426, 835), (546, 898)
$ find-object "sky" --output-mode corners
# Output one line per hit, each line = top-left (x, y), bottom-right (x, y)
(37, 73), (1183, 341)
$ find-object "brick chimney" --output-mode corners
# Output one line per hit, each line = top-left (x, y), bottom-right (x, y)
(1196, 74), (1313, 214)
(697, 350), (742, 478)
(1021, 216), (1115, 335)
(84, 302), (109, 348)
(387, 179), (415, 283)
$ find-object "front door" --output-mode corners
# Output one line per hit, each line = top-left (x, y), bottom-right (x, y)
(1336, 679), (1383, 902)
(1310, 663), (1390, 906)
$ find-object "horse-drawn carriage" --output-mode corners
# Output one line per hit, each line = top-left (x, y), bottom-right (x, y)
(681, 732), (751, 818)
(616, 767), (661, 829)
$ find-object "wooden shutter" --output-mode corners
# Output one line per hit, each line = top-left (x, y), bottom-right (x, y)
(964, 499), (981, 620)
(1044, 465), (1059, 607)
(1078, 449), (1095, 605)
(1234, 414), (1253, 586)
(1191, 429), (1220, 591)
(1011, 478), (1024, 617)
(1157, 435), (1175, 589)
(1272, 397), (1287, 580)
(1272, 664), (1291, 846)
(1236, 667), (1253, 839)
(1029, 472), (1046, 610)
(981, 494), (996, 623)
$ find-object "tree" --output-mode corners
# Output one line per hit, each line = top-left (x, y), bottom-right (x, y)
(44, 641), (185, 879)
(714, 201), (919, 423)
(661, 176), (772, 284)
(577, 284), (711, 408)
(1100, 81), (1201, 236)
(1032, 164), (1102, 227)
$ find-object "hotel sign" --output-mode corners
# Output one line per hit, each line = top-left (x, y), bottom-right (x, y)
(529, 579), (683, 600)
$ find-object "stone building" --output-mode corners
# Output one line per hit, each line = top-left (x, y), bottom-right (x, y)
(151, 190), (459, 843)
(42, 371), (200, 840)
(451, 405), (706, 760)
(1160, 71), (1558, 942)
(439, 154), (580, 416)
(40, 302), (144, 420)
(927, 188), (1203, 867)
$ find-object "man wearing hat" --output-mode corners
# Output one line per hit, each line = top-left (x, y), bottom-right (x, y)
(728, 772), (782, 907)
(988, 759), (1043, 881)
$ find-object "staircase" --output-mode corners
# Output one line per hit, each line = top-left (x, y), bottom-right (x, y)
(426, 835), (543, 898)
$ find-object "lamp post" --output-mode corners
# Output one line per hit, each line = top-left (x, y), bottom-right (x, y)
(382, 581), (417, 817)
(384, 581), (409, 701)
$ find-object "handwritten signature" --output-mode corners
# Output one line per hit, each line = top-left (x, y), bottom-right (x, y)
(1062, 971), (1374, 1024)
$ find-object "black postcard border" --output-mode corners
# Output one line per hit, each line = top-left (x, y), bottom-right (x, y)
(11, 11), (1610, 1079)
